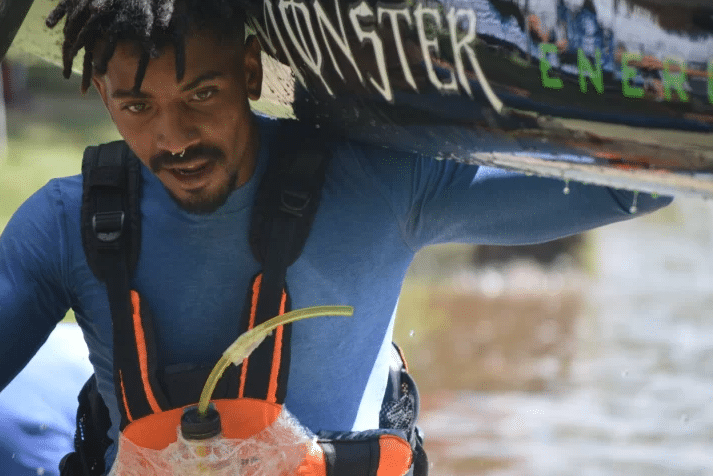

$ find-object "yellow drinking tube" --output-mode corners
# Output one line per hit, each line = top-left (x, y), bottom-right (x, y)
(197, 305), (354, 416)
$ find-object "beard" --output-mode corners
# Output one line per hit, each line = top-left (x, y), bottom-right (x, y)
(165, 169), (239, 214)
(149, 144), (240, 215)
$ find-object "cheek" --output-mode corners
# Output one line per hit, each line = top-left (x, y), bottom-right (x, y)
(204, 108), (243, 145)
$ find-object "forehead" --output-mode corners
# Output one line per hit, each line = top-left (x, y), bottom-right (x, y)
(102, 31), (244, 89)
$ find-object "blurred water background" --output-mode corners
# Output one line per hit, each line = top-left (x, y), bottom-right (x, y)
(396, 200), (713, 475)
(2, 61), (712, 476)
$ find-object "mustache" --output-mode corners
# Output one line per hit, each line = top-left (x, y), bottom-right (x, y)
(150, 145), (225, 173)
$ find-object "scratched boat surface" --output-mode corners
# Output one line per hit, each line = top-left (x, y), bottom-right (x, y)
(4, 0), (713, 197)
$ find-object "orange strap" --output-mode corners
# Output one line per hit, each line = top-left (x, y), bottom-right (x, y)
(377, 435), (413, 476)
(130, 290), (162, 414)
(266, 290), (288, 402)
(239, 273), (288, 400)
(118, 370), (133, 423)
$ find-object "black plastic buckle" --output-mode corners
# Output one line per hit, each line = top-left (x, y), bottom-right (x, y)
(92, 211), (125, 243)
(280, 189), (311, 217)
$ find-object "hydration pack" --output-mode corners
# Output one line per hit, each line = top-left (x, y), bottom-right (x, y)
(60, 124), (428, 476)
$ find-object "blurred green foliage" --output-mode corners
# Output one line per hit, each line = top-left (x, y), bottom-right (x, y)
(1, 66), (119, 226)
(1, 65), (120, 323)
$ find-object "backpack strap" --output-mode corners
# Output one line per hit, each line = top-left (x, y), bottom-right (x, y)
(240, 127), (331, 401)
(81, 140), (141, 283)
(79, 141), (167, 428)
(63, 141), (143, 476)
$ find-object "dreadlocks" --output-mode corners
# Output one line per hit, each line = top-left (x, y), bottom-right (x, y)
(45, 0), (247, 94)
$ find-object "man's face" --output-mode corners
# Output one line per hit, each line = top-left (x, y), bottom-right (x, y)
(93, 31), (263, 214)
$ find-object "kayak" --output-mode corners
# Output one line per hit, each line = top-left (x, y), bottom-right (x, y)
(3, 0), (713, 198)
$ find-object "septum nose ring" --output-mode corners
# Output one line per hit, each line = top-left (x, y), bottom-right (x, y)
(174, 150), (186, 157)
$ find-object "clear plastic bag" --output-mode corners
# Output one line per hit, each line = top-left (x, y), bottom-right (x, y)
(108, 407), (315, 476)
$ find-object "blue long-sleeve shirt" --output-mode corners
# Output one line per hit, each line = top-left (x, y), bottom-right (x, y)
(0, 114), (671, 470)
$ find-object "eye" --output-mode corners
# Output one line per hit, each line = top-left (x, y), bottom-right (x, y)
(192, 88), (217, 101)
(122, 103), (149, 114)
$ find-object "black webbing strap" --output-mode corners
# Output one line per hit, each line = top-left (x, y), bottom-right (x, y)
(317, 427), (428, 476)
(63, 142), (143, 476)
(81, 141), (141, 282)
(317, 431), (384, 476)
(80, 141), (162, 428)
(241, 129), (330, 401)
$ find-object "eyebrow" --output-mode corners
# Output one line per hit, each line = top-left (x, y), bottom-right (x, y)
(110, 71), (225, 99)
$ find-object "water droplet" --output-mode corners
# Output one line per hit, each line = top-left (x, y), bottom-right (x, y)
(621, 369), (629, 377)
(629, 191), (639, 214)
(11, 453), (15, 459)
(681, 413), (690, 423)
(39, 424), (48, 431)
(315, 124), (320, 129)
(36, 468), (45, 476)
(409, 330), (415, 337)
(562, 179), (570, 195)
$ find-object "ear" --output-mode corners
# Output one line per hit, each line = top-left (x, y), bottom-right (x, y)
(243, 35), (263, 101)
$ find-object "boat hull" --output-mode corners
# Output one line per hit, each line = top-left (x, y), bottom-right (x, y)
(3, 0), (713, 197)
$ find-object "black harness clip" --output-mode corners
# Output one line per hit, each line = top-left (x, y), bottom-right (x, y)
(279, 188), (311, 217)
(92, 211), (125, 243)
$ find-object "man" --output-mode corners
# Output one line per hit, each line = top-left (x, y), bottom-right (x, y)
(0, 0), (671, 474)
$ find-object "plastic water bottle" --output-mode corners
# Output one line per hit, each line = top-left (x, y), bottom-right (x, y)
(174, 404), (233, 476)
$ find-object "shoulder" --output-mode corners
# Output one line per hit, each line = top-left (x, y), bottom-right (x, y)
(328, 139), (425, 186)
(48, 174), (83, 209)
(259, 115), (465, 195)
(257, 113), (422, 170)
(4, 175), (82, 237)
(328, 139), (477, 197)
(0, 175), (84, 303)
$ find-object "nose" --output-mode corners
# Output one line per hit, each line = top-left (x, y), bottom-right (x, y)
(154, 104), (200, 155)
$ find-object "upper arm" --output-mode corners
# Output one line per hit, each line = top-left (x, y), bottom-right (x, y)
(0, 182), (73, 391)
(387, 157), (672, 248)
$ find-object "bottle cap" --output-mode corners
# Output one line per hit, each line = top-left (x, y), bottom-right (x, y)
(181, 404), (222, 440)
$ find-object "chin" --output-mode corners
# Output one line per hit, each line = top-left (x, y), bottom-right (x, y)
(168, 185), (233, 215)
